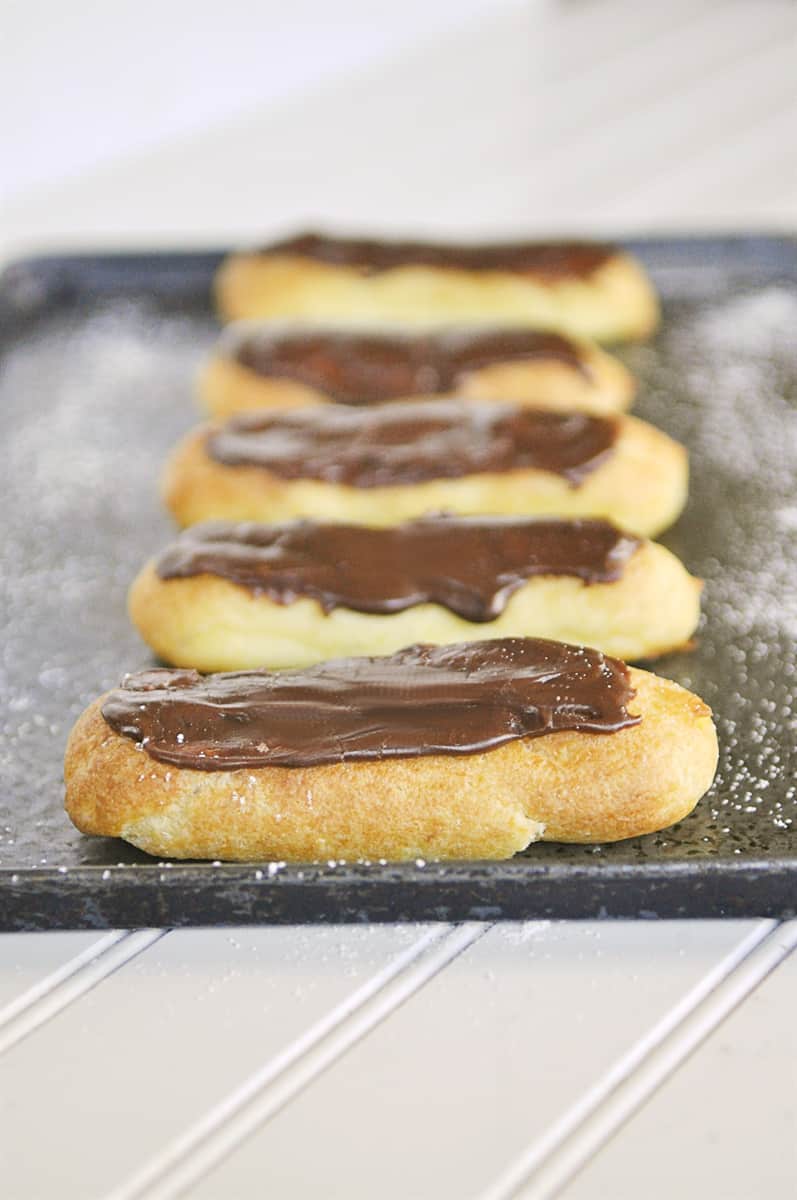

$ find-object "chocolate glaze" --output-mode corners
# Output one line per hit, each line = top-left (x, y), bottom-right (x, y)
(227, 328), (592, 406)
(155, 517), (641, 622)
(207, 400), (619, 488)
(101, 638), (640, 770)
(262, 233), (616, 280)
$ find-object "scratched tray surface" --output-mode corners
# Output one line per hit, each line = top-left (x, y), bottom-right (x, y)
(0, 236), (795, 929)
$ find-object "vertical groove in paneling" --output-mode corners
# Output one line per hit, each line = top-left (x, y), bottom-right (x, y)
(0, 929), (164, 1056)
(0, 931), (121, 1013)
(182, 921), (768, 1200)
(486, 920), (797, 1200)
(560, 922), (797, 1199)
(108, 923), (488, 1200)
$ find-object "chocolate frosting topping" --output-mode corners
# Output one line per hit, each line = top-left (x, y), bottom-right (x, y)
(101, 638), (640, 770)
(227, 327), (591, 406)
(207, 400), (619, 488)
(155, 517), (641, 621)
(262, 233), (615, 280)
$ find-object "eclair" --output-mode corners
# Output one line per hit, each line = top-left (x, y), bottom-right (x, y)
(201, 324), (635, 418)
(215, 233), (659, 343)
(129, 517), (702, 670)
(162, 400), (688, 538)
(64, 639), (718, 861)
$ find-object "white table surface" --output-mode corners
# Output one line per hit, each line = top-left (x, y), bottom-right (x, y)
(2, 3), (796, 1197)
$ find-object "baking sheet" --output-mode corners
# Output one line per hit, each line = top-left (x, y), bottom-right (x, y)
(0, 235), (795, 929)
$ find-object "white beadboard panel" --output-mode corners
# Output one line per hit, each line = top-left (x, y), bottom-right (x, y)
(526, 0), (726, 87)
(188, 921), (762, 1200)
(595, 96), (797, 228)
(545, 26), (797, 223)
(0, 931), (114, 1014)
(109, 924), (486, 1200)
(562, 922), (797, 1200)
(496, 0), (791, 172)
(0, 0), (499, 200)
(486, 921), (795, 1199)
(0, 923), (438, 1199)
(0, 931), (163, 1058)
(2, 0), (770, 252)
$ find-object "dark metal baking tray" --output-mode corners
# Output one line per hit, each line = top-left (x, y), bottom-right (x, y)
(0, 235), (795, 929)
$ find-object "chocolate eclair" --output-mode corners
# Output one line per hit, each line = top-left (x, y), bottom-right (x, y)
(200, 324), (635, 417)
(215, 231), (659, 343)
(162, 400), (688, 537)
(64, 638), (717, 861)
(129, 516), (702, 670)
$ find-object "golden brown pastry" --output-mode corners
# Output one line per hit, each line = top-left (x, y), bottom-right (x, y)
(215, 233), (659, 343)
(129, 517), (701, 670)
(201, 324), (635, 418)
(64, 639), (717, 861)
(162, 400), (688, 538)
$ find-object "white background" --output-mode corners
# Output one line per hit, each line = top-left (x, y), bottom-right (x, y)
(4, 0), (797, 258)
(2, 0), (493, 198)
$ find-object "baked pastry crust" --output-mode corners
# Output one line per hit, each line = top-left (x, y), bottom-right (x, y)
(215, 249), (659, 344)
(200, 329), (635, 418)
(129, 539), (701, 671)
(64, 668), (717, 860)
(161, 413), (688, 538)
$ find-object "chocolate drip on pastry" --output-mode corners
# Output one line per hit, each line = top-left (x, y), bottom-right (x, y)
(261, 232), (616, 279)
(155, 517), (641, 621)
(206, 400), (618, 488)
(101, 638), (640, 770)
(227, 328), (591, 406)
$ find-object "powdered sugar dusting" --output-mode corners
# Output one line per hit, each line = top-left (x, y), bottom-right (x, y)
(0, 300), (213, 869)
(634, 286), (797, 641)
(0, 259), (795, 893)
